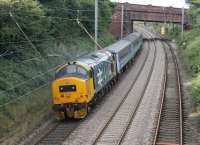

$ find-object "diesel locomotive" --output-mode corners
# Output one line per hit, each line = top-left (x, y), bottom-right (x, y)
(52, 32), (143, 119)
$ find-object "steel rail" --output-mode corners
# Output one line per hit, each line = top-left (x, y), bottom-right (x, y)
(167, 42), (183, 145)
(153, 40), (183, 145)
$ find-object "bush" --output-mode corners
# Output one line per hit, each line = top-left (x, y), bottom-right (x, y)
(0, 0), (48, 52)
(183, 35), (200, 74)
(178, 29), (200, 48)
(192, 73), (200, 104)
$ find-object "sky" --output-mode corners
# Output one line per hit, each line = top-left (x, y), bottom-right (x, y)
(110, 0), (189, 8)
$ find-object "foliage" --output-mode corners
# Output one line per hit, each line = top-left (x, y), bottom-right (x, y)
(186, 0), (200, 27)
(180, 0), (200, 75)
(178, 0), (200, 106)
(0, 0), (115, 143)
(99, 29), (115, 47)
(192, 73), (200, 105)
(0, 0), (48, 53)
(186, 0), (200, 5)
(183, 36), (200, 74)
(0, 0), (114, 101)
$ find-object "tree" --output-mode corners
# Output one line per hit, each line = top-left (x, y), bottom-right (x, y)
(0, 0), (48, 57)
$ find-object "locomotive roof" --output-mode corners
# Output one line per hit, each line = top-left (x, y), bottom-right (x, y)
(56, 50), (112, 72)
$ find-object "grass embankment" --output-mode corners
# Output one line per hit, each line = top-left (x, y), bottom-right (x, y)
(179, 29), (200, 111)
(0, 84), (51, 145)
(0, 31), (115, 145)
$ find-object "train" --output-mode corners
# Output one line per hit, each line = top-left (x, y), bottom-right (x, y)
(52, 32), (143, 119)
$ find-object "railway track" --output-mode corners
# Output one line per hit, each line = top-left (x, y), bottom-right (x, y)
(34, 120), (79, 145)
(153, 40), (184, 145)
(90, 40), (157, 145)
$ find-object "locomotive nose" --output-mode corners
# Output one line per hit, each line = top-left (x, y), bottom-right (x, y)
(52, 77), (89, 104)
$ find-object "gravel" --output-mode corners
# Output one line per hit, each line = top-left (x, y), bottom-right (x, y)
(120, 40), (165, 145)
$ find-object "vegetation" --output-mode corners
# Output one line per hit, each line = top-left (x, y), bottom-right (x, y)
(144, 22), (182, 40)
(192, 74), (200, 105)
(0, 0), (115, 144)
(179, 0), (200, 107)
(147, 0), (200, 109)
(148, 1), (200, 107)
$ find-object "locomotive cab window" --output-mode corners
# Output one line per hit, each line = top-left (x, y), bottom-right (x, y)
(55, 65), (89, 80)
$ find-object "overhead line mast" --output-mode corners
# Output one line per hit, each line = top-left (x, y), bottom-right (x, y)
(121, 3), (124, 39)
(95, 0), (98, 49)
(181, 6), (184, 40)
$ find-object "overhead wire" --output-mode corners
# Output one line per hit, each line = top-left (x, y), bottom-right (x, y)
(0, 4), (112, 100)
(0, 46), (40, 60)
(0, 34), (95, 68)
(0, 36), (71, 45)
(0, 50), (90, 108)
(76, 19), (103, 50)
(0, 50), (9, 57)
(9, 11), (43, 58)
(0, 7), (136, 23)
(0, 63), (61, 96)
(0, 82), (49, 108)
(0, 19), (114, 46)
(0, 1), (113, 13)
(0, 7), (95, 13)
(0, 48), (90, 96)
